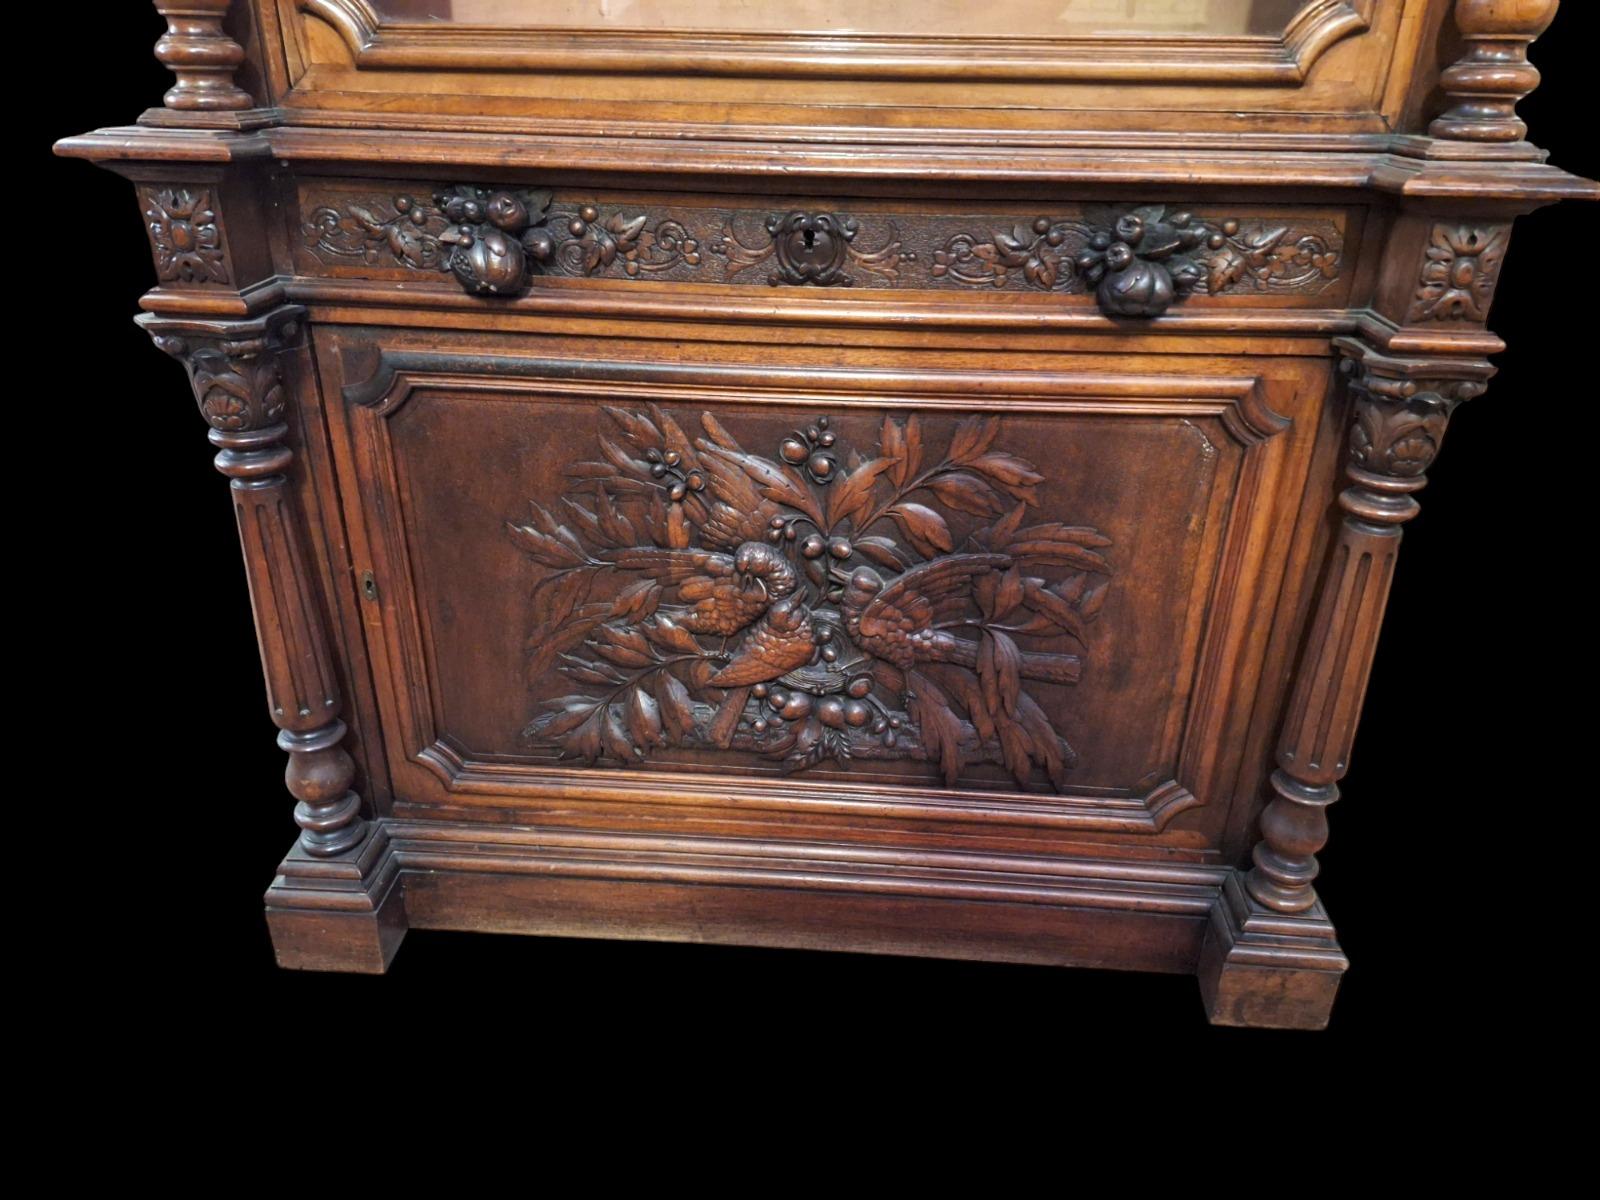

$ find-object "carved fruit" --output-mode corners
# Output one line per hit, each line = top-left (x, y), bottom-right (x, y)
(808, 453), (835, 480)
(486, 192), (529, 231)
(1097, 261), (1175, 318)
(780, 438), (809, 464)
(844, 700), (871, 727)
(780, 693), (813, 720)
(451, 229), (526, 295)
(801, 534), (827, 559)
(846, 676), (872, 699)
(817, 697), (847, 729)
(827, 537), (852, 559)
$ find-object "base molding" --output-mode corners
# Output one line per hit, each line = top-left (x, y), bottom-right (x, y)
(1197, 872), (1349, 1030)
(261, 818), (1349, 1026)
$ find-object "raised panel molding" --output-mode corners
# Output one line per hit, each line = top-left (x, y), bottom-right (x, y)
(335, 349), (1305, 839)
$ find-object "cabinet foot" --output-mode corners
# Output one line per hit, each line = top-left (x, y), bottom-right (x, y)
(1198, 873), (1348, 1030)
(264, 824), (406, 973)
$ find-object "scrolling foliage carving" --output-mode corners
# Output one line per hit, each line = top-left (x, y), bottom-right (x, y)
(508, 409), (1113, 791)
(933, 206), (1340, 317)
(302, 187), (700, 295)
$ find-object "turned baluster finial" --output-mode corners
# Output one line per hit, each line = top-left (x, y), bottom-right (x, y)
(152, 0), (252, 112)
(1430, 0), (1560, 143)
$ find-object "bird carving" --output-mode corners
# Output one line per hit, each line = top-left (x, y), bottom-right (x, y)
(842, 557), (1084, 684)
(707, 590), (818, 686)
(606, 541), (796, 639)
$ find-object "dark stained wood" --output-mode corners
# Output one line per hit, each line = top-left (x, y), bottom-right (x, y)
(53, 0), (1597, 1023)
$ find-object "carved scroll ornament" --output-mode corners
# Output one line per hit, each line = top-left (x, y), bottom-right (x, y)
(508, 408), (1113, 791)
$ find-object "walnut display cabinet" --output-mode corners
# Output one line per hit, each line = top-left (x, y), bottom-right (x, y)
(58, 0), (1595, 1028)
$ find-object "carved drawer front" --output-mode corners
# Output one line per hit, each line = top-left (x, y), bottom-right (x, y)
(329, 333), (1332, 855)
(296, 183), (1357, 317)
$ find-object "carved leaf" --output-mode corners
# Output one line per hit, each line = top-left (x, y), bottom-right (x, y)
(523, 695), (603, 742)
(589, 623), (654, 668)
(1016, 691), (1075, 787)
(827, 457), (895, 530)
(978, 630), (1022, 719)
(853, 536), (914, 571)
(1207, 249), (1247, 296)
(603, 406), (663, 455)
(506, 503), (589, 569)
(907, 670), (965, 788)
(993, 565), (1025, 620)
(643, 613), (702, 655)
(925, 471), (1006, 516)
(625, 684), (664, 747)
(948, 416), (1001, 465)
(1022, 579), (1091, 644)
(559, 654), (626, 686)
(650, 404), (701, 473)
(591, 488), (638, 548)
(968, 453), (1045, 493)
(881, 417), (907, 486)
(655, 671), (696, 743)
(600, 703), (640, 760)
(887, 503), (953, 557)
(700, 412), (744, 451)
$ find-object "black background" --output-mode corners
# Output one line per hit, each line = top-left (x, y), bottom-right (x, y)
(38, 5), (1592, 1064)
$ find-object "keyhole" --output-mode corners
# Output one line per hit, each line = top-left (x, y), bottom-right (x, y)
(803, 229), (816, 250)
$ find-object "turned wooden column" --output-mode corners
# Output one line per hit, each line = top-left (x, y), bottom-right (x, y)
(1247, 340), (1491, 912)
(151, 1), (252, 112)
(139, 306), (366, 858)
(1430, 0), (1560, 143)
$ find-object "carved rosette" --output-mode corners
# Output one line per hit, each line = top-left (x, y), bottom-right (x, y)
(142, 186), (230, 284)
(1407, 224), (1509, 324)
(1245, 339), (1492, 913)
(140, 306), (366, 858)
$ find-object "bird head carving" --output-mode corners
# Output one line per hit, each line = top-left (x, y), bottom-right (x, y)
(734, 541), (797, 598)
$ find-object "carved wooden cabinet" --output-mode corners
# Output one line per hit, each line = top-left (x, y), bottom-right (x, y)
(59, 0), (1595, 1028)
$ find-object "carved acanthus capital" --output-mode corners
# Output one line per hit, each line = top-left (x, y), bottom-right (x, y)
(142, 308), (305, 438)
(1333, 338), (1492, 522)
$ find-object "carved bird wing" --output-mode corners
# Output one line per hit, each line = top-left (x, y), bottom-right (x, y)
(694, 443), (781, 551)
(858, 553), (1012, 642)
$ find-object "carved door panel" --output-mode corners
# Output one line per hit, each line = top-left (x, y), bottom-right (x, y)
(324, 328), (1338, 862)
